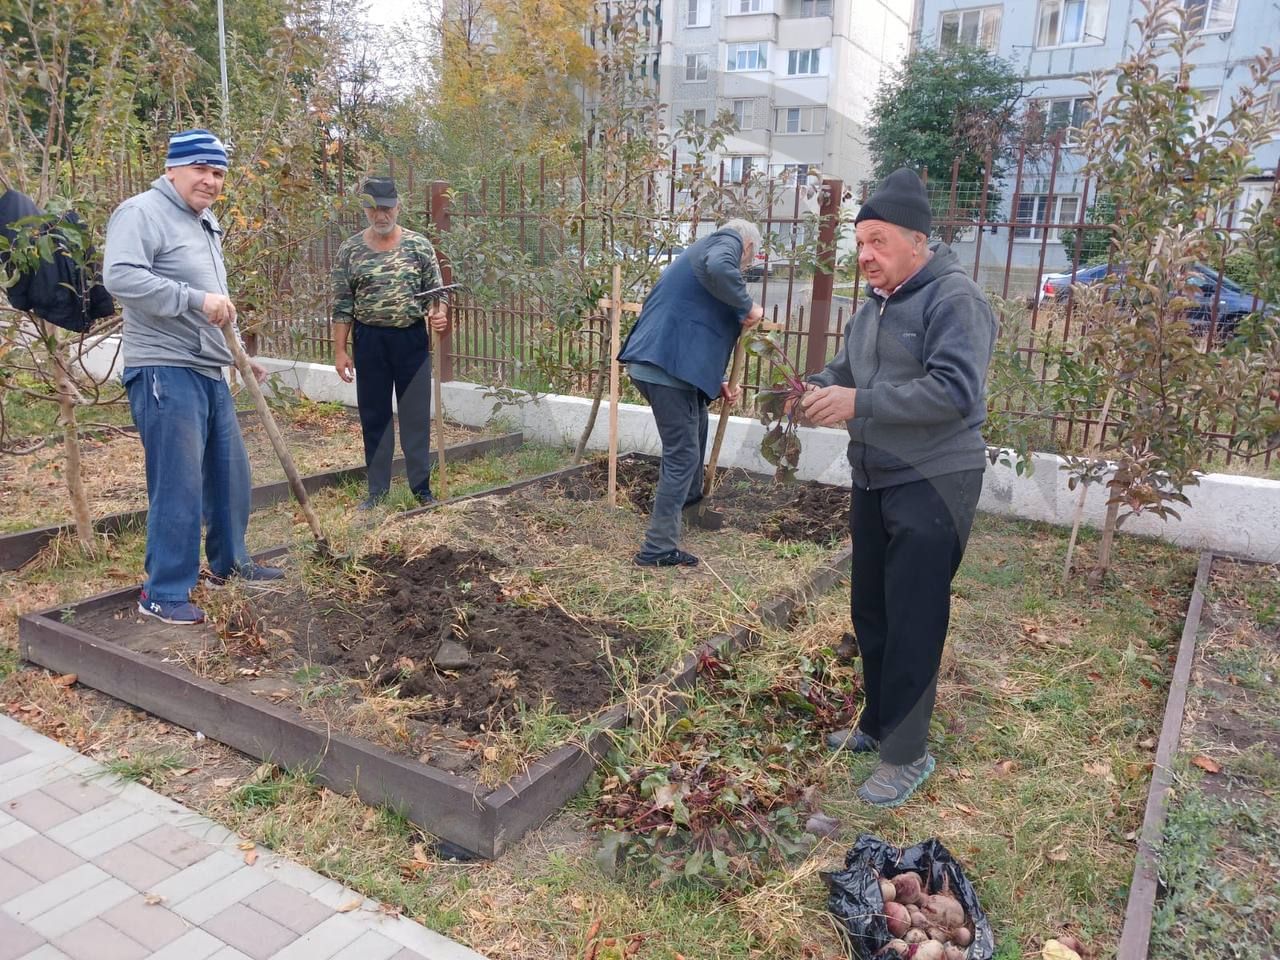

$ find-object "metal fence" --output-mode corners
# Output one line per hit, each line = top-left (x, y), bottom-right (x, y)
(254, 140), (1280, 469)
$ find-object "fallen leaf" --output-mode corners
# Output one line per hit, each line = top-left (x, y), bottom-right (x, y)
(336, 898), (363, 913)
(993, 759), (1017, 777)
(237, 840), (256, 851)
(243, 849), (258, 866)
(1047, 846), (1069, 862)
(212, 777), (237, 790)
(143, 894), (165, 906)
(954, 803), (979, 816)
(482, 746), (499, 762)
(1138, 737), (1156, 750)
(1191, 754), (1222, 774)
(52, 674), (77, 687)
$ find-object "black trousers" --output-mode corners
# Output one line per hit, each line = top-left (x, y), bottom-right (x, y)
(850, 469), (983, 764)
(352, 322), (432, 499)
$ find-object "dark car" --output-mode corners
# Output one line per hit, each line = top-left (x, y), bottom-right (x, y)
(1047, 262), (1272, 341)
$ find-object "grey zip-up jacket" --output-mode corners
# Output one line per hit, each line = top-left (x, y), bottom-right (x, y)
(103, 176), (234, 378)
(809, 243), (996, 489)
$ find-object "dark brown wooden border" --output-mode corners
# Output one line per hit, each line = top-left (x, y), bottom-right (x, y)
(18, 465), (852, 859)
(0, 432), (523, 571)
(1116, 550), (1214, 960)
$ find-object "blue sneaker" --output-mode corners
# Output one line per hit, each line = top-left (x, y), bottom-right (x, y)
(138, 591), (206, 625)
(206, 563), (285, 586)
(826, 727), (880, 753)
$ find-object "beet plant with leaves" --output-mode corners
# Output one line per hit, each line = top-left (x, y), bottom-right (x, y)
(749, 332), (810, 481)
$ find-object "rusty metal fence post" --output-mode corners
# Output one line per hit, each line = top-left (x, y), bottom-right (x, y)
(804, 176), (843, 376)
(429, 180), (455, 383)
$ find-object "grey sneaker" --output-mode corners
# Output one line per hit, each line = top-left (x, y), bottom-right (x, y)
(856, 752), (936, 808)
(826, 727), (880, 753)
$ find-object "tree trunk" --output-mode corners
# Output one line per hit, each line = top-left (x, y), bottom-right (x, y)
(1089, 493), (1122, 586)
(52, 341), (94, 552)
(573, 356), (609, 464)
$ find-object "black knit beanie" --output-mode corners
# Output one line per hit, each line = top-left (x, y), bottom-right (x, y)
(855, 167), (931, 235)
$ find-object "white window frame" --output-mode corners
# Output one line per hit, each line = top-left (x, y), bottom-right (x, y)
(731, 99), (752, 129)
(1035, 0), (1107, 48)
(1034, 96), (1093, 141)
(727, 155), (764, 182)
(685, 0), (710, 28)
(729, 0), (765, 13)
(798, 0), (833, 15)
(685, 53), (709, 81)
(938, 6), (1002, 51)
(726, 42), (768, 71)
(1183, 0), (1237, 32)
(785, 48), (824, 76)
(1013, 194), (1082, 242)
(774, 105), (826, 133)
(684, 107), (708, 126)
(1192, 87), (1221, 130)
(1266, 83), (1280, 122)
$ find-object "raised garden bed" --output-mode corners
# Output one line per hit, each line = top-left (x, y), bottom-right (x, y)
(1122, 552), (1280, 958)
(0, 421), (523, 570)
(18, 456), (851, 858)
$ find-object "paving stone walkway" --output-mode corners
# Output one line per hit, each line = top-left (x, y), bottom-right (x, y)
(0, 716), (488, 960)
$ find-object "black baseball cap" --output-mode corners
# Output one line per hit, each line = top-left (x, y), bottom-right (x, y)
(358, 176), (399, 208)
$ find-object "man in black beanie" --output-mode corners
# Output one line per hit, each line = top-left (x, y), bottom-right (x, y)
(799, 167), (996, 807)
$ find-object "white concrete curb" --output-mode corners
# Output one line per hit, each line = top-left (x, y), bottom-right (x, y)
(78, 340), (1280, 563)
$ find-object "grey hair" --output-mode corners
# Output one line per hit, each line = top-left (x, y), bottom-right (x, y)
(720, 218), (762, 250)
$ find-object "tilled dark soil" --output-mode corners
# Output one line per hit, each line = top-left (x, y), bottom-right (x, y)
(251, 545), (639, 732)
(555, 458), (848, 545)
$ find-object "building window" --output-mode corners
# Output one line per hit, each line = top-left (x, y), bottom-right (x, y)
(1013, 194), (1081, 241)
(798, 0), (833, 15)
(1035, 0), (1107, 48)
(774, 105), (826, 133)
(1034, 96), (1093, 141)
(1266, 83), (1280, 121)
(726, 42), (768, 71)
(786, 48), (823, 76)
(939, 6), (1002, 51)
(683, 108), (708, 126)
(771, 163), (811, 185)
(732, 0), (764, 12)
(685, 53), (709, 80)
(685, 0), (709, 27)
(1192, 87), (1221, 128)
(728, 156), (763, 182)
(731, 99), (752, 129)
(1183, 0), (1236, 32)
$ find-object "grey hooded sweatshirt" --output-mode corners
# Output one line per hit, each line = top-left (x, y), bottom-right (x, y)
(809, 243), (996, 490)
(103, 175), (234, 378)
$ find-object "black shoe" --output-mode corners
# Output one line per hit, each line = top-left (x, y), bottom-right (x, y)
(205, 563), (285, 586)
(357, 493), (387, 512)
(683, 503), (725, 530)
(415, 492), (437, 506)
(633, 549), (700, 568)
(826, 727), (880, 753)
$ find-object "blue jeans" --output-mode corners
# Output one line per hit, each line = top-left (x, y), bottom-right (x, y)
(633, 379), (709, 559)
(352, 322), (432, 499)
(123, 366), (253, 601)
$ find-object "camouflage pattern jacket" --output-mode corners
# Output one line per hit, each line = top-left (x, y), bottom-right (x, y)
(330, 229), (442, 329)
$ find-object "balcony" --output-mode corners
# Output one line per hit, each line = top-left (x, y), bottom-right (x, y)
(778, 0), (831, 18)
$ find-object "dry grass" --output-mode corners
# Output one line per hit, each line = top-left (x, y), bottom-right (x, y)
(0, 459), (1203, 960)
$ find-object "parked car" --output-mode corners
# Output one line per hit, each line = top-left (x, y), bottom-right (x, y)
(1040, 262), (1272, 341)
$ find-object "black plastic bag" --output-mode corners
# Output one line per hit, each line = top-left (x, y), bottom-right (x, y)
(825, 833), (995, 959)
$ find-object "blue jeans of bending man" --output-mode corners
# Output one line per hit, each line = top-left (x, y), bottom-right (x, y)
(352, 322), (433, 500)
(123, 366), (253, 602)
(633, 379), (709, 560)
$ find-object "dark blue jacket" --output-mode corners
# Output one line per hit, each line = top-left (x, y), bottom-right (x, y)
(618, 229), (753, 401)
(0, 189), (114, 333)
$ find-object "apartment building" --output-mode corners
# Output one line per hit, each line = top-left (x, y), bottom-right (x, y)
(913, 0), (1280, 276)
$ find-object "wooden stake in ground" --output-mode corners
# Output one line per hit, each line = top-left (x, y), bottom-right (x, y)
(219, 325), (335, 557)
(596, 267), (642, 509)
(432, 328), (447, 499)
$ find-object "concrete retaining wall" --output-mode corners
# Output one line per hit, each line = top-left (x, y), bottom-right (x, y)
(80, 341), (1280, 562)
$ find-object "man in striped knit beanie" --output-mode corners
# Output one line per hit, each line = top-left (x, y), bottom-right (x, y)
(104, 129), (282, 626)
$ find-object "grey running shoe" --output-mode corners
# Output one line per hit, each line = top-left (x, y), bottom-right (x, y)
(856, 752), (936, 808)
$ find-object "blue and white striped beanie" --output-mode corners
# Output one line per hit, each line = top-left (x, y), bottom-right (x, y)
(166, 129), (229, 169)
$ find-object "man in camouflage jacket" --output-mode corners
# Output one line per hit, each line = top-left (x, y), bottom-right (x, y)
(331, 176), (450, 507)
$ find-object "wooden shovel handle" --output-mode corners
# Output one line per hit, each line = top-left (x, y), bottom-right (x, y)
(703, 337), (746, 498)
(219, 324), (330, 549)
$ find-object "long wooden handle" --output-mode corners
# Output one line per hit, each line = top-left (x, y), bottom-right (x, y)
(220, 325), (330, 548)
(433, 330), (447, 499)
(703, 337), (746, 498)
(607, 264), (622, 508)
